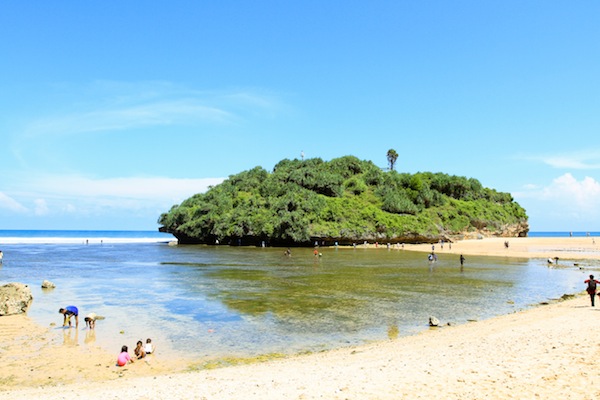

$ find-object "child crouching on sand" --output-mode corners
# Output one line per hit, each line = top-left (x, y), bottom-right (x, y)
(117, 345), (134, 366)
(144, 338), (155, 355)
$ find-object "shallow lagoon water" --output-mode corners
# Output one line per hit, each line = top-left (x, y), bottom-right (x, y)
(0, 241), (587, 361)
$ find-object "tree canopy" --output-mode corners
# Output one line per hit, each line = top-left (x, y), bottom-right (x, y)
(158, 155), (529, 245)
(386, 149), (398, 171)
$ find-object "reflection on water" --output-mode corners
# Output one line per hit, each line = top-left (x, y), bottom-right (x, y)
(0, 243), (586, 361)
(85, 328), (96, 344)
(62, 327), (79, 347)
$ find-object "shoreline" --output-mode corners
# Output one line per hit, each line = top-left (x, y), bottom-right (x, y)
(1, 293), (597, 399)
(1, 236), (599, 398)
(355, 236), (600, 262)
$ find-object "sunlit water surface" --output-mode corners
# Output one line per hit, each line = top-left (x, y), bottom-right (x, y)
(0, 242), (588, 361)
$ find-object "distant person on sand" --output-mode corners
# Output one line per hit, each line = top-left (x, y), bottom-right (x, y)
(117, 345), (134, 366)
(134, 340), (146, 359)
(585, 275), (600, 306)
(144, 338), (155, 355)
(59, 306), (79, 328)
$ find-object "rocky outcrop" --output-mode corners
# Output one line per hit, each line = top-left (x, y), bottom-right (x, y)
(453, 221), (530, 241)
(0, 283), (33, 316)
(41, 280), (56, 289)
(309, 221), (530, 246)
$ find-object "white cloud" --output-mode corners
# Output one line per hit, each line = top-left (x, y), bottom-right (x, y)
(29, 175), (224, 201)
(0, 175), (225, 222)
(539, 173), (600, 209)
(23, 100), (234, 139)
(515, 173), (600, 230)
(526, 149), (600, 170)
(0, 192), (28, 213)
(17, 82), (282, 141)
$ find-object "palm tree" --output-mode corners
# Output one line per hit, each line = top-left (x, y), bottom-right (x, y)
(386, 149), (398, 171)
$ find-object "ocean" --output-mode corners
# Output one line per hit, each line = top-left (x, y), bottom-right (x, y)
(528, 231), (600, 238)
(0, 230), (591, 363)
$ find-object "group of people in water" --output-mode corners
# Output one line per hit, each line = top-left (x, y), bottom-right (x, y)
(58, 304), (155, 367)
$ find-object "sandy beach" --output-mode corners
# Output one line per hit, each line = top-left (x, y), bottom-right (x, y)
(1, 237), (599, 399)
(404, 236), (600, 261)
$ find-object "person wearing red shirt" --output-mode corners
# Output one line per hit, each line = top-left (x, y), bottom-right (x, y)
(585, 275), (600, 306)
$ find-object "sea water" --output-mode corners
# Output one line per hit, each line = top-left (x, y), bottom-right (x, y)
(0, 230), (590, 362)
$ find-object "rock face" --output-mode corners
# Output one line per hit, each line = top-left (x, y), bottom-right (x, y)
(0, 283), (33, 316)
(41, 280), (56, 289)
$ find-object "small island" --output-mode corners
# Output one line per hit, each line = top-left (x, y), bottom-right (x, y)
(158, 155), (528, 245)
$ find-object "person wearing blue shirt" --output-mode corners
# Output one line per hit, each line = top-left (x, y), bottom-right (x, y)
(59, 305), (79, 328)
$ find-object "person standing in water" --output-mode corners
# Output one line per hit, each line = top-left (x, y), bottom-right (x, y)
(84, 312), (98, 329)
(585, 275), (600, 306)
(59, 306), (79, 328)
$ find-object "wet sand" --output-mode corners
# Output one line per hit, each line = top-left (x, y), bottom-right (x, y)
(0, 237), (598, 399)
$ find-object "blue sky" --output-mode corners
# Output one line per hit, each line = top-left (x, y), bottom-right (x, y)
(1, 1), (599, 231)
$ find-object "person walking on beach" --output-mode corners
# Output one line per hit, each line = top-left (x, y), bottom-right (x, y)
(585, 275), (600, 306)
(59, 306), (79, 328)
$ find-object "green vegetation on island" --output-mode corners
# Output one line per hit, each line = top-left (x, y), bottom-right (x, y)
(158, 155), (529, 245)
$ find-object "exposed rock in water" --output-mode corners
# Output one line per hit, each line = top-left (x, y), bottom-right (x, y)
(560, 294), (575, 301)
(0, 283), (33, 316)
(429, 316), (440, 327)
(41, 280), (56, 289)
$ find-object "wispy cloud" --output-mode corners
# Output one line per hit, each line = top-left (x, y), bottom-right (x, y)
(0, 192), (28, 213)
(524, 149), (600, 170)
(17, 81), (283, 139)
(30, 175), (225, 200)
(22, 99), (235, 138)
(1, 175), (225, 219)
